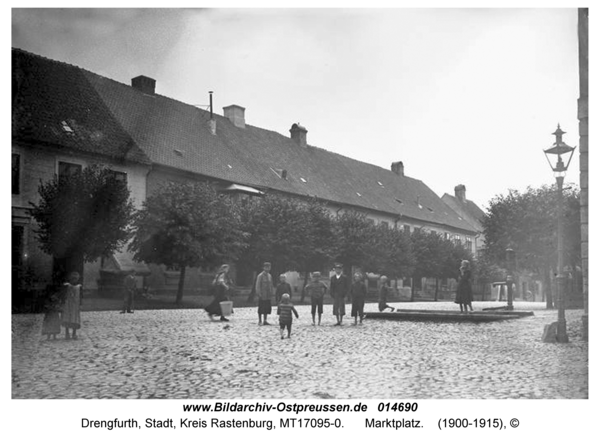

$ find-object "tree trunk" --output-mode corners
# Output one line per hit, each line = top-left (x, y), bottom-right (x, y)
(434, 278), (439, 301)
(410, 277), (416, 302)
(176, 265), (186, 306)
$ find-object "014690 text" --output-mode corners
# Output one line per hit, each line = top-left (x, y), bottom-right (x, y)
(377, 402), (418, 412)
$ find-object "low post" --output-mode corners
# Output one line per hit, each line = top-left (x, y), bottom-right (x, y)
(506, 275), (514, 311)
(506, 248), (515, 311)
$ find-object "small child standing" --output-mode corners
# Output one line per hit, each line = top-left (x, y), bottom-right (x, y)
(304, 272), (327, 326)
(350, 272), (367, 325)
(277, 294), (299, 339)
(41, 284), (64, 340)
(61, 271), (83, 340)
(275, 274), (292, 303)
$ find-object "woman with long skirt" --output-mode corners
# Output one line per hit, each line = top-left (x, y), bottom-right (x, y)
(205, 264), (233, 322)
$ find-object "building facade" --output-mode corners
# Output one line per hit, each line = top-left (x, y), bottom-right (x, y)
(12, 48), (478, 297)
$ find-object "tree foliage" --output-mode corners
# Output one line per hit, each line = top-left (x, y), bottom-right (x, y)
(332, 210), (378, 273)
(409, 229), (444, 280)
(372, 224), (414, 279)
(296, 198), (337, 273)
(129, 181), (246, 304)
(30, 164), (134, 281)
(482, 184), (581, 307)
(238, 194), (310, 277)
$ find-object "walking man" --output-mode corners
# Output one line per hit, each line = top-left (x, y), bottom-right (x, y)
(256, 262), (274, 325)
(330, 263), (350, 326)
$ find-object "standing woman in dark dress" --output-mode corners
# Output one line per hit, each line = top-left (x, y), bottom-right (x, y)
(205, 264), (233, 322)
(454, 260), (474, 313)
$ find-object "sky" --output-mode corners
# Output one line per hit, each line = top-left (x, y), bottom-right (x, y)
(10, 6), (583, 209)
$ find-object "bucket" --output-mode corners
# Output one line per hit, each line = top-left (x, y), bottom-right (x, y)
(219, 301), (233, 317)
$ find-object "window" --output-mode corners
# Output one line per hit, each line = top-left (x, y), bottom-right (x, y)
(109, 170), (127, 184)
(366, 218), (375, 225)
(465, 237), (473, 251)
(61, 120), (74, 133)
(403, 225), (411, 234)
(58, 161), (82, 180)
(381, 221), (389, 229)
(12, 153), (20, 195)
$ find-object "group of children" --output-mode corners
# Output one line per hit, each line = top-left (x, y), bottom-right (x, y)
(41, 271), (83, 340)
(275, 269), (396, 340)
(41, 268), (397, 342)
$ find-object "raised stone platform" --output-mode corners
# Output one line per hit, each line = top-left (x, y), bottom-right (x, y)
(364, 309), (534, 322)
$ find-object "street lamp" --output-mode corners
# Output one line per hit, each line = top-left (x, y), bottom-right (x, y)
(543, 124), (576, 343)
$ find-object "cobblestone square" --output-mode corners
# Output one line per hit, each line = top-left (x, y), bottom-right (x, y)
(12, 301), (588, 399)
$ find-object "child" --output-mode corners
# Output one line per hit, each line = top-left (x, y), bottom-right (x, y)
(350, 272), (367, 325)
(41, 284), (63, 340)
(277, 294), (299, 339)
(275, 274), (292, 303)
(61, 271), (83, 340)
(304, 272), (327, 326)
(378, 275), (395, 312)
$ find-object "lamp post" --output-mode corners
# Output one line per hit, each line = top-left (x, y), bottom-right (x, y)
(543, 124), (576, 343)
(505, 248), (515, 311)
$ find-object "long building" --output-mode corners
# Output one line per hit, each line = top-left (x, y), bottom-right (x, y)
(12, 48), (478, 297)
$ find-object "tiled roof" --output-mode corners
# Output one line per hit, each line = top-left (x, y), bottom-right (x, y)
(12, 48), (476, 234)
(441, 194), (486, 232)
(92, 78), (474, 232)
(12, 48), (150, 165)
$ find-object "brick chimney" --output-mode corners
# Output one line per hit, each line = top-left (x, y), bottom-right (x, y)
(455, 184), (467, 203)
(131, 75), (156, 95)
(223, 105), (245, 128)
(290, 123), (307, 147)
(391, 161), (404, 176)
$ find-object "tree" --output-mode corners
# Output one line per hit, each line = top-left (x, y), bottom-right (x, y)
(30, 165), (134, 283)
(373, 225), (414, 281)
(295, 198), (336, 301)
(238, 194), (310, 298)
(409, 229), (445, 301)
(332, 210), (378, 274)
(471, 251), (505, 300)
(482, 184), (581, 308)
(128, 181), (246, 305)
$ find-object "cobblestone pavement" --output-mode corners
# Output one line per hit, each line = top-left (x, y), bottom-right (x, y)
(12, 301), (588, 399)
